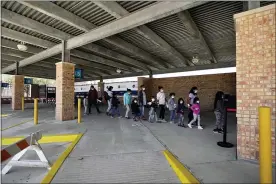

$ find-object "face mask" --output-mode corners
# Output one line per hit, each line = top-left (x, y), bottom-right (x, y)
(134, 101), (137, 103)
(180, 101), (183, 104)
(194, 90), (198, 93)
(222, 95), (224, 99)
(152, 99), (155, 102)
(171, 96), (174, 98)
(142, 88), (145, 90)
(196, 101), (200, 103)
(160, 89), (164, 92)
(128, 92), (131, 94)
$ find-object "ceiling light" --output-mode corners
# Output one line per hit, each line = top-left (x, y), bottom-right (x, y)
(17, 42), (28, 51)
(116, 69), (121, 73)
(192, 55), (199, 64)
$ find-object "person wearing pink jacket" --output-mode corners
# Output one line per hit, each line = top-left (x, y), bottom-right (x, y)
(188, 97), (203, 130)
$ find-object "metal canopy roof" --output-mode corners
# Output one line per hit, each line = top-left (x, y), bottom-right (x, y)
(1, 1), (275, 80)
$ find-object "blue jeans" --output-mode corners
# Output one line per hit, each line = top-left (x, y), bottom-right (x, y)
(170, 110), (176, 121)
(111, 107), (120, 116)
(177, 113), (184, 124)
(140, 105), (144, 116)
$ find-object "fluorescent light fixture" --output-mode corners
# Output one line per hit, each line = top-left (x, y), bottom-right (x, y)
(17, 43), (28, 51)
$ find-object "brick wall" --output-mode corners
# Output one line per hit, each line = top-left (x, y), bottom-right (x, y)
(139, 73), (236, 111)
(11, 75), (24, 110)
(55, 62), (75, 121)
(235, 4), (276, 163)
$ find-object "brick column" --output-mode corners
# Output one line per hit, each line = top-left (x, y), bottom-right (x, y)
(97, 81), (104, 100)
(11, 75), (24, 110)
(234, 4), (275, 163)
(55, 62), (75, 121)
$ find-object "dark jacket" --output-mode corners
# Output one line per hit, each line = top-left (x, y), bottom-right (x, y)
(88, 89), (98, 102)
(215, 100), (224, 113)
(138, 90), (145, 106)
(150, 101), (158, 112)
(177, 104), (185, 115)
(111, 96), (120, 107)
(131, 102), (140, 114)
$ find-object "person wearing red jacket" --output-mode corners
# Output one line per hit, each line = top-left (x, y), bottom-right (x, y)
(88, 85), (101, 114)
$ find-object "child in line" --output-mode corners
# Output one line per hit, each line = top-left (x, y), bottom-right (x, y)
(213, 91), (225, 134)
(110, 93), (121, 118)
(176, 98), (186, 127)
(187, 97), (203, 130)
(83, 95), (88, 115)
(123, 88), (132, 119)
(157, 86), (166, 122)
(131, 98), (140, 121)
(168, 93), (177, 124)
(148, 96), (158, 123)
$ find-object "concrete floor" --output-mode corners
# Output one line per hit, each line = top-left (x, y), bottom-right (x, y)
(1, 103), (275, 183)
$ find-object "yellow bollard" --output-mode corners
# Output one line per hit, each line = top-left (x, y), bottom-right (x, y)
(78, 98), (81, 124)
(34, 98), (38, 125)
(258, 106), (272, 184)
(21, 97), (24, 111)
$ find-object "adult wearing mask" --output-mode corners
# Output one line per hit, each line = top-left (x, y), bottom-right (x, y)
(138, 85), (147, 120)
(106, 86), (113, 115)
(123, 88), (132, 119)
(157, 86), (166, 122)
(88, 85), (101, 114)
(188, 87), (198, 124)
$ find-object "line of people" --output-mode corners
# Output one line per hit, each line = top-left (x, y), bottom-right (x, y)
(83, 85), (226, 134)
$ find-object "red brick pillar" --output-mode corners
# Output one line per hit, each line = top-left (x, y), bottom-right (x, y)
(234, 4), (275, 163)
(11, 75), (24, 110)
(55, 62), (75, 121)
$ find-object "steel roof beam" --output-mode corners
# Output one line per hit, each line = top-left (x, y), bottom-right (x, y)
(17, 1), (155, 71)
(18, 1), (165, 70)
(1, 48), (110, 76)
(1, 27), (55, 48)
(1, 8), (70, 40)
(1, 30), (131, 73)
(94, 1), (192, 67)
(177, 11), (217, 63)
(2, 1), (205, 73)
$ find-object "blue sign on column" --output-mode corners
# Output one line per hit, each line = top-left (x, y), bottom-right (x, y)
(75, 68), (84, 79)
(1, 82), (9, 87)
(24, 78), (33, 84)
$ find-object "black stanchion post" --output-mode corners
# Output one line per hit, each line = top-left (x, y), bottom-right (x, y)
(217, 100), (234, 148)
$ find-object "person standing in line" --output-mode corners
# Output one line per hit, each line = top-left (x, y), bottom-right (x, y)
(110, 93), (121, 118)
(83, 95), (88, 115)
(138, 85), (147, 120)
(176, 98), (186, 127)
(123, 88), (132, 119)
(148, 96), (158, 123)
(187, 87), (198, 124)
(131, 98), (141, 121)
(168, 93), (177, 124)
(157, 86), (166, 122)
(106, 86), (113, 116)
(88, 85), (101, 114)
(213, 91), (225, 134)
(187, 97), (203, 130)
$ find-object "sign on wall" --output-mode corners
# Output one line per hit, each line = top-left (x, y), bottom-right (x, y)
(75, 69), (84, 79)
(24, 78), (33, 84)
(1, 82), (9, 88)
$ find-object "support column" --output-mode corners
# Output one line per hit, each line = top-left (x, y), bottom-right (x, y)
(98, 77), (104, 100)
(11, 75), (24, 110)
(55, 62), (75, 121)
(234, 4), (275, 163)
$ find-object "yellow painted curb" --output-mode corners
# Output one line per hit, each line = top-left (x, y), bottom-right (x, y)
(2, 134), (80, 146)
(1, 114), (9, 117)
(163, 150), (200, 184)
(41, 133), (84, 184)
(1, 119), (33, 131)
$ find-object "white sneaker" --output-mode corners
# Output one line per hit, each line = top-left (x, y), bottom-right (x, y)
(198, 126), (203, 130)
(162, 119), (167, 123)
(169, 121), (173, 124)
(188, 124), (192, 128)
